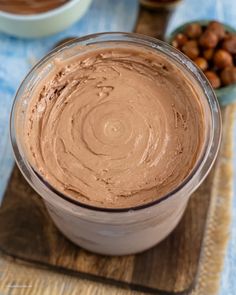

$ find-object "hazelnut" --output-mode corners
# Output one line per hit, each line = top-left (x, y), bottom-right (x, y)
(213, 49), (233, 69)
(203, 48), (214, 60)
(194, 57), (208, 71)
(171, 40), (179, 48)
(185, 23), (202, 39)
(223, 32), (232, 41)
(182, 40), (199, 59)
(220, 66), (236, 86)
(199, 30), (218, 48)
(207, 21), (225, 40)
(171, 33), (188, 49)
(204, 71), (221, 89)
(222, 35), (236, 54)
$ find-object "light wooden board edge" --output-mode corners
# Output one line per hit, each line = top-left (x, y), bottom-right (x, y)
(191, 104), (236, 295)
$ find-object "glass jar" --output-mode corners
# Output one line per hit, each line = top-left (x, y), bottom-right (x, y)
(10, 33), (221, 255)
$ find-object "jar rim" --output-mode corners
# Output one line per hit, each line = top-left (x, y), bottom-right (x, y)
(10, 32), (222, 213)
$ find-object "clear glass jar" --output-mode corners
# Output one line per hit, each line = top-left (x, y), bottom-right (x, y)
(10, 33), (221, 255)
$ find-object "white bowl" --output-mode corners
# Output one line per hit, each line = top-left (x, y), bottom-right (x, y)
(0, 0), (92, 38)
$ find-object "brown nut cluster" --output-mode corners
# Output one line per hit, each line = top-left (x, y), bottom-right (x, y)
(220, 67), (236, 86)
(199, 30), (218, 48)
(194, 57), (208, 71)
(182, 40), (199, 59)
(213, 49), (233, 69)
(204, 71), (221, 88)
(222, 35), (236, 54)
(171, 20), (236, 89)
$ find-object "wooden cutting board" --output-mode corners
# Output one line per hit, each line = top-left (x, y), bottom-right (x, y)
(0, 162), (213, 294)
(0, 7), (227, 295)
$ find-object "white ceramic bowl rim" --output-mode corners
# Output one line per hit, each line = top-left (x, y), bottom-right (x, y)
(0, 0), (81, 20)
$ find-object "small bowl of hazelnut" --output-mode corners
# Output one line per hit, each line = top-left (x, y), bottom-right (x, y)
(167, 20), (236, 106)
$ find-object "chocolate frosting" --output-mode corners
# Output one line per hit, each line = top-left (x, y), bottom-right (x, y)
(24, 46), (205, 208)
(0, 0), (67, 14)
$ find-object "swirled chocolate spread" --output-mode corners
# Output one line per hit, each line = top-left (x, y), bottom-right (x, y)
(0, 0), (68, 14)
(24, 45), (205, 208)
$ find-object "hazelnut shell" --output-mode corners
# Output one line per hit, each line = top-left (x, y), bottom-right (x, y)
(207, 21), (225, 40)
(222, 36), (236, 54)
(199, 30), (218, 49)
(182, 40), (199, 59)
(194, 57), (208, 71)
(204, 71), (221, 89)
(213, 49), (233, 69)
(185, 23), (202, 39)
(171, 33), (188, 49)
(203, 49), (214, 61)
(220, 66), (236, 86)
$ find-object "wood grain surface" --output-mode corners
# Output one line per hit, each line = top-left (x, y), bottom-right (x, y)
(0, 6), (227, 295)
(0, 161), (213, 294)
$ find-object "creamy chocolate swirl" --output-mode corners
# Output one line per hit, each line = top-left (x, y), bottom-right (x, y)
(0, 0), (68, 14)
(24, 46), (205, 208)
